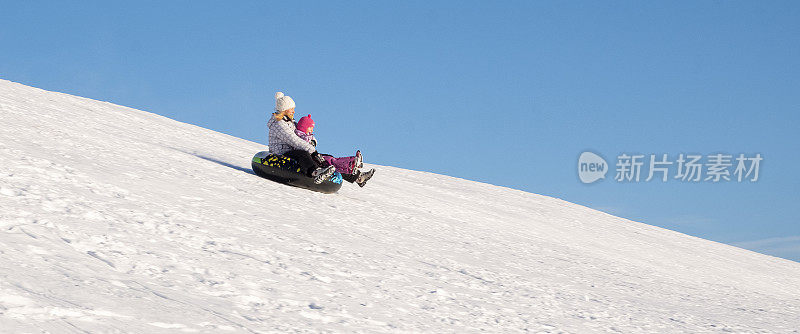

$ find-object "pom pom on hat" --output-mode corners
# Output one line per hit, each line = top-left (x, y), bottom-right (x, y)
(274, 91), (296, 112)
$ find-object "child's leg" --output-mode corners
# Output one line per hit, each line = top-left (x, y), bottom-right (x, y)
(323, 156), (356, 175)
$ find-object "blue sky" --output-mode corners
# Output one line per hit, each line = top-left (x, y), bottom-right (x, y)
(2, 1), (798, 261)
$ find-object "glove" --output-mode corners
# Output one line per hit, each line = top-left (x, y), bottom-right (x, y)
(310, 151), (328, 167)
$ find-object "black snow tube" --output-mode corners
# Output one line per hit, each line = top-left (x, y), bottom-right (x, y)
(251, 151), (343, 194)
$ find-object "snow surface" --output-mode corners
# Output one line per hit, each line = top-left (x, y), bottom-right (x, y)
(1, 78), (799, 333)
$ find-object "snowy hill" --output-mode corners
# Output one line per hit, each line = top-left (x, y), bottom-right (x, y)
(1, 79), (799, 333)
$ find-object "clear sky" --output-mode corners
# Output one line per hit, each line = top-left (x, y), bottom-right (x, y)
(2, 1), (798, 261)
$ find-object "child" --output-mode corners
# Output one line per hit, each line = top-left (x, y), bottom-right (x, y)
(295, 115), (374, 187)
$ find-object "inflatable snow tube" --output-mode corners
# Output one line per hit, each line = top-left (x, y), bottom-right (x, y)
(251, 151), (343, 194)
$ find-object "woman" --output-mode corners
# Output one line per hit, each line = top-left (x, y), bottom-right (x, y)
(268, 92), (336, 184)
(268, 92), (375, 187)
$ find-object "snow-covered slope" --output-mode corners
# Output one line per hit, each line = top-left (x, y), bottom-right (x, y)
(1, 79), (799, 333)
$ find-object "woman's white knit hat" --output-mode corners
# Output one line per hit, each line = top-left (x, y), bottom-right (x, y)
(275, 92), (296, 112)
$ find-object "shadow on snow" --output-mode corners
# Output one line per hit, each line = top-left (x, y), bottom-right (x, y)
(192, 154), (255, 176)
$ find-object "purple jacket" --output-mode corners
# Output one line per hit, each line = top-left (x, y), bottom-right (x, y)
(295, 129), (317, 146)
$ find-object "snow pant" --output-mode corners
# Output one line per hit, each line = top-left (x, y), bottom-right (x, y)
(322, 155), (356, 175)
(282, 150), (320, 177)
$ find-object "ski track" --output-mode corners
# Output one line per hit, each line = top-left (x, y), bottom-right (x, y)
(1, 79), (799, 333)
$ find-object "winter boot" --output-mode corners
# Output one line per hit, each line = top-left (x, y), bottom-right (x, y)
(356, 168), (375, 187)
(311, 165), (336, 184)
(355, 150), (363, 169)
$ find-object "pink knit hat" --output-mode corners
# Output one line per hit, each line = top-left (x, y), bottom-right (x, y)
(296, 114), (315, 133)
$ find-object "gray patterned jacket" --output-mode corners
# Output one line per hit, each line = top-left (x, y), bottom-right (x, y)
(267, 114), (316, 155)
